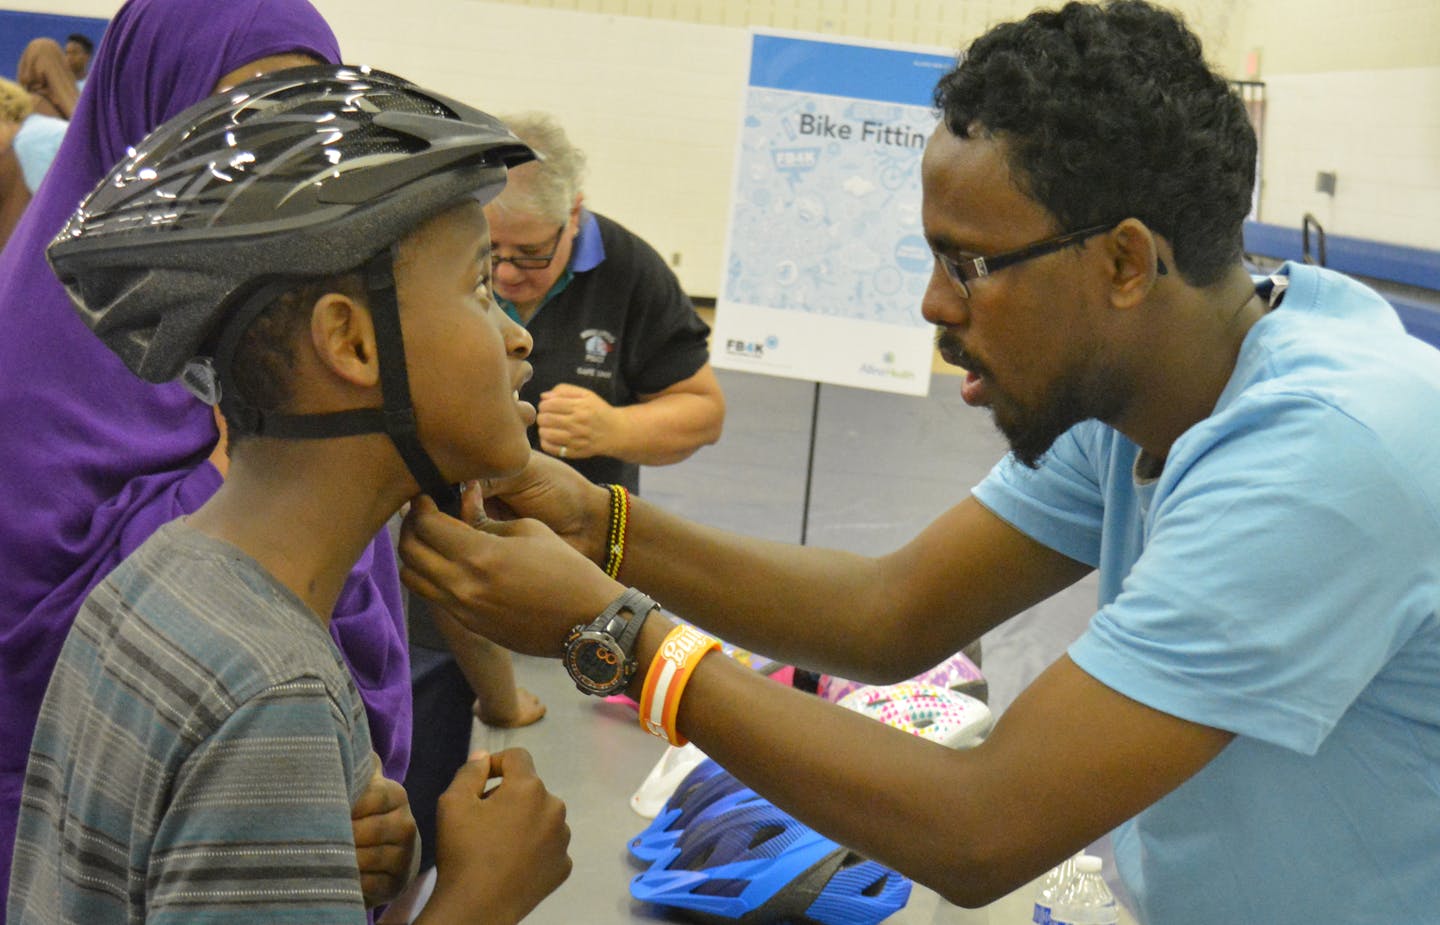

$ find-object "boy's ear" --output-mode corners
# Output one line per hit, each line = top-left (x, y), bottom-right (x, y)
(309, 292), (380, 388)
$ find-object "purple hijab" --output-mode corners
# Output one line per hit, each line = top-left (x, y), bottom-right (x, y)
(0, 0), (412, 892)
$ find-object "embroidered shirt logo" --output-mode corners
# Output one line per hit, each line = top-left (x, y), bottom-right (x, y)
(581, 329), (616, 364)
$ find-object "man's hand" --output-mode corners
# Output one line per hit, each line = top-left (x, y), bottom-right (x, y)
(399, 495), (621, 657)
(419, 749), (571, 925)
(351, 755), (420, 908)
(536, 383), (625, 461)
(468, 453), (612, 566)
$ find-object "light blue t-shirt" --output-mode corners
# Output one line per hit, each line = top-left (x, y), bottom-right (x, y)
(13, 113), (68, 193)
(974, 263), (1440, 924)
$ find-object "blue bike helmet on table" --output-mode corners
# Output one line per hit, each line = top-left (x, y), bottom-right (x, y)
(631, 758), (766, 865)
(631, 798), (911, 925)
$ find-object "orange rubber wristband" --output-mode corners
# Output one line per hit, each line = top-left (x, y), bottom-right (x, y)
(638, 624), (719, 747)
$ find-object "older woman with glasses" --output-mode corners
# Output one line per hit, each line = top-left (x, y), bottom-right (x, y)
(486, 111), (725, 479)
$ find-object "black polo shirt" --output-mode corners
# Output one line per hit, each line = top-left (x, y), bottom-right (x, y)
(506, 212), (711, 493)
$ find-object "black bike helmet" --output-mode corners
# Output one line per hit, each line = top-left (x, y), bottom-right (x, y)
(47, 63), (536, 515)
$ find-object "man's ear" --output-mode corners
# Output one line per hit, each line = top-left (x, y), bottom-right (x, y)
(1108, 218), (1168, 310)
(309, 292), (380, 388)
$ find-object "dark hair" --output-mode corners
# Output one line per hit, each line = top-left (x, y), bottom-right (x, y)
(65, 34), (94, 54)
(933, 0), (1255, 286)
(225, 274), (366, 445)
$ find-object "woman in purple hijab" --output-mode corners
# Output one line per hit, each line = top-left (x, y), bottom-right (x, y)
(0, 0), (412, 897)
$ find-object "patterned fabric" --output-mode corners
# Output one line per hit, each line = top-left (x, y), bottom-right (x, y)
(8, 521), (374, 925)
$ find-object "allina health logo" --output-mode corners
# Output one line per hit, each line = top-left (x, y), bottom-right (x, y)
(860, 351), (917, 381)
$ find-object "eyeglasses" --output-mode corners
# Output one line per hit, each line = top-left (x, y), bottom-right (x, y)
(492, 224), (566, 270)
(932, 221), (1165, 298)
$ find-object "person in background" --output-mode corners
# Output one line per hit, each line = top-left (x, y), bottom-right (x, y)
(9, 65), (570, 925)
(0, 78), (35, 249)
(0, 0), (416, 913)
(399, 2), (1440, 923)
(64, 33), (94, 87)
(0, 77), (66, 201)
(488, 111), (725, 482)
(16, 38), (78, 120)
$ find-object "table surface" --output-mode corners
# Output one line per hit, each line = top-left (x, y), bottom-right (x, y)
(436, 654), (1139, 925)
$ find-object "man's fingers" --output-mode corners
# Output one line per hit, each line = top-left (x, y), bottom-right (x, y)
(397, 562), (448, 603)
(482, 494), (517, 521)
(399, 503), (493, 583)
(459, 480), (488, 527)
(399, 512), (546, 617)
(406, 496), (534, 554)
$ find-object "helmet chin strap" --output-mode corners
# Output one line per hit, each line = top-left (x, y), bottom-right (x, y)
(213, 249), (463, 518)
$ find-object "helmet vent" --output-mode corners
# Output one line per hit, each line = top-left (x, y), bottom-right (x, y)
(860, 871), (891, 898)
(691, 878), (748, 898)
(680, 842), (715, 871)
(332, 93), (453, 159)
(748, 823), (786, 851)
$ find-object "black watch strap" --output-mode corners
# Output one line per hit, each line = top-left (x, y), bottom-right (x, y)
(594, 588), (658, 657)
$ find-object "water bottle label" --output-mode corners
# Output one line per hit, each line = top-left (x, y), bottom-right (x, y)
(1032, 902), (1052, 924)
(1051, 904), (1119, 925)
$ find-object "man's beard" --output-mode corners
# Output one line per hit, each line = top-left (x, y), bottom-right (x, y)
(940, 330), (1124, 469)
(992, 378), (1103, 468)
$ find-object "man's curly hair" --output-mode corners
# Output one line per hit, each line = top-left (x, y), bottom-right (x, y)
(934, 0), (1255, 286)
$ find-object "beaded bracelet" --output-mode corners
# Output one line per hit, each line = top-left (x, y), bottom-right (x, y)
(638, 624), (720, 746)
(602, 484), (629, 578)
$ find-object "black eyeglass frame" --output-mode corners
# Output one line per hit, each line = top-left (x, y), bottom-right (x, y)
(492, 224), (567, 271)
(933, 221), (1167, 298)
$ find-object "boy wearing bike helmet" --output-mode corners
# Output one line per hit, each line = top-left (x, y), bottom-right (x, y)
(8, 65), (570, 925)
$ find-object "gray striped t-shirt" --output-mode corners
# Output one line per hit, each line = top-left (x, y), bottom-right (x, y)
(9, 520), (375, 924)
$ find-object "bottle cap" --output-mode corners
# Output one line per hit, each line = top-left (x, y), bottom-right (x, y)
(1076, 855), (1103, 874)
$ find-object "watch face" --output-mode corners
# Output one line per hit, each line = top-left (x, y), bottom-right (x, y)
(565, 631), (633, 696)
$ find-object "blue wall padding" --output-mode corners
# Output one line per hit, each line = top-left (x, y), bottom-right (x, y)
(0, 10), (109, 82)
(1243, 221), (1440, 347)
(1244, 221), (1440, 292)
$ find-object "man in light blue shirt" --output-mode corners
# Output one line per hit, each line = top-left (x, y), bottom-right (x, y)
(975, 261), (1440, 921)
(397, 2), (1440, 922)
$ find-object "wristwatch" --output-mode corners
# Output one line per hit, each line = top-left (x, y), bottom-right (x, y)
(563, 588), (659, 696)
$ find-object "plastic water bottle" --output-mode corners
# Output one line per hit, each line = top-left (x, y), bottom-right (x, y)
(1031, 852), (1080, 924)
(1049, 854), (1118, 925)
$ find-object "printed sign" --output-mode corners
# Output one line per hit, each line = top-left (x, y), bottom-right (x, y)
(713, 32), (955, 396)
